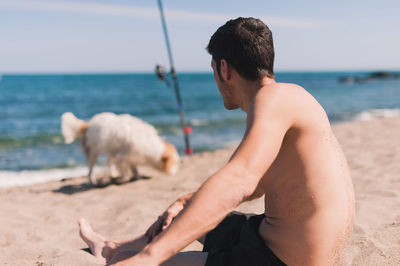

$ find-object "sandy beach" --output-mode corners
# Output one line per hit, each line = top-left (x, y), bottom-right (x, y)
(1, 116), (399, 266)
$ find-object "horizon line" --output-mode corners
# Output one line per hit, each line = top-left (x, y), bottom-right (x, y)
(2, 69), (399, 76)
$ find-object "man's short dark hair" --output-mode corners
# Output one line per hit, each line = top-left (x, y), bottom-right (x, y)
(207, 17), (274, 81)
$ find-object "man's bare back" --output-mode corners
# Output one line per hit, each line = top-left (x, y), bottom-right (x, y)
(253, 82), (355, 265)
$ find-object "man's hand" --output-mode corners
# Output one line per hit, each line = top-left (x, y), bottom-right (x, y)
(145, 193), (194, 242)
(108, 193), (194, 265)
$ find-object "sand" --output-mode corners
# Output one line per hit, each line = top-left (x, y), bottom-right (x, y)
(1, 116), (400, 265)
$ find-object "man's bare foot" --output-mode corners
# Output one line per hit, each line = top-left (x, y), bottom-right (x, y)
(78, 218), (113, 262)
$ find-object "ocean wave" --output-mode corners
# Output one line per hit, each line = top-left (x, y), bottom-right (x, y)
(0, 166), (95, 188)
(0, 133), (65, 150)
(189, 119), (209, 126)
(154, 117), (246, 134)
(353, 108), (400, 121)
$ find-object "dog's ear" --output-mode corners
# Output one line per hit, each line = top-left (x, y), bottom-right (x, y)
(160, 153), (174, 174)
(160, 155), (169, 170)
(160, 142), (179, 175)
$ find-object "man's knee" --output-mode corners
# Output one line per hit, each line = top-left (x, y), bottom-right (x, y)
(197, 235), (207, 245)
(107, 249), (139, 265)
(161, 251), (208, 266)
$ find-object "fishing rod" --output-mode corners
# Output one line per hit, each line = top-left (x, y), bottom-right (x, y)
(156, 0), (193, 155)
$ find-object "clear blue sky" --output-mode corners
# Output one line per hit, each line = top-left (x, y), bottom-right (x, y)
(1, 0), (399, 73)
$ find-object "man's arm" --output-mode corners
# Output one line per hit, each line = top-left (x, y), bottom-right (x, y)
(245, 184), (265, 201)
(130, 89), (293, 265)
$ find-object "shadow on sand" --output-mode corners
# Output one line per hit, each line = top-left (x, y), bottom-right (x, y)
(52, 175), (151, 195)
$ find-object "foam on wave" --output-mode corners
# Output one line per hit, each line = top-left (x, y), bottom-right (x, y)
(353, 108), (400, 121)
(0, 166), (89, 188)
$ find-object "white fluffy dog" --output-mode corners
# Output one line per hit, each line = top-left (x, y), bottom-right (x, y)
(61, 112), (179, 185)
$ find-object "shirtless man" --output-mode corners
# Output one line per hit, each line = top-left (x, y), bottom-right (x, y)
(79, 17), (355, 266)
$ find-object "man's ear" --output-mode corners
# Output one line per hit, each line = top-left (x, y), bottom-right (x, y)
(220, 59), (231, 81)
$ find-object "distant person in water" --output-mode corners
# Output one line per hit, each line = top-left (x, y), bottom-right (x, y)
(78, 17), (355, 266)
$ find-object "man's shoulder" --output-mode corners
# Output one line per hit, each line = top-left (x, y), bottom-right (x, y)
(249, 83), (301, 129)
(254, 82), (329, 130)
(256, 82), (305, 100)
(263, 82), (304, 94)
(254, 82), (306, 111)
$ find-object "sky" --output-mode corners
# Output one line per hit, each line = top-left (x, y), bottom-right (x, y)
(0, 0), (399, 73)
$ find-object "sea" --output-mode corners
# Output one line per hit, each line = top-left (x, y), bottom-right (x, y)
(1, 72), (399, 188)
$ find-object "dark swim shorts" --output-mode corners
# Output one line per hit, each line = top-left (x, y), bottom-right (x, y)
(202, 212), (286, 266)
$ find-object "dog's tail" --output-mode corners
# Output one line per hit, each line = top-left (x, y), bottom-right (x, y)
(61, 112), (89, 144)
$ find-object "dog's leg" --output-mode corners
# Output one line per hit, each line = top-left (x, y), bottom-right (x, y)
(111, 158), (137, 182)
(110, 158), (126, 184)
(108, 157), (120, 178)
(130, 166), (139, 179)
(120, 160), (134, 182)
(109, 164), (120, 178)
(87, 151), (99, 186)
(82, 135), (99, 186)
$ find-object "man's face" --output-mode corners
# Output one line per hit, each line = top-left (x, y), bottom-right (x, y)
(211, 59), (239, 110)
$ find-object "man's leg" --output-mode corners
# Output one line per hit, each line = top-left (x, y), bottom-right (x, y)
(78, 218), (148, 263)
(107, 250), (208, 266)
(162, 252), (208, 266)
(79, 218), (208, 265)
(197, 235), (206, 245)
